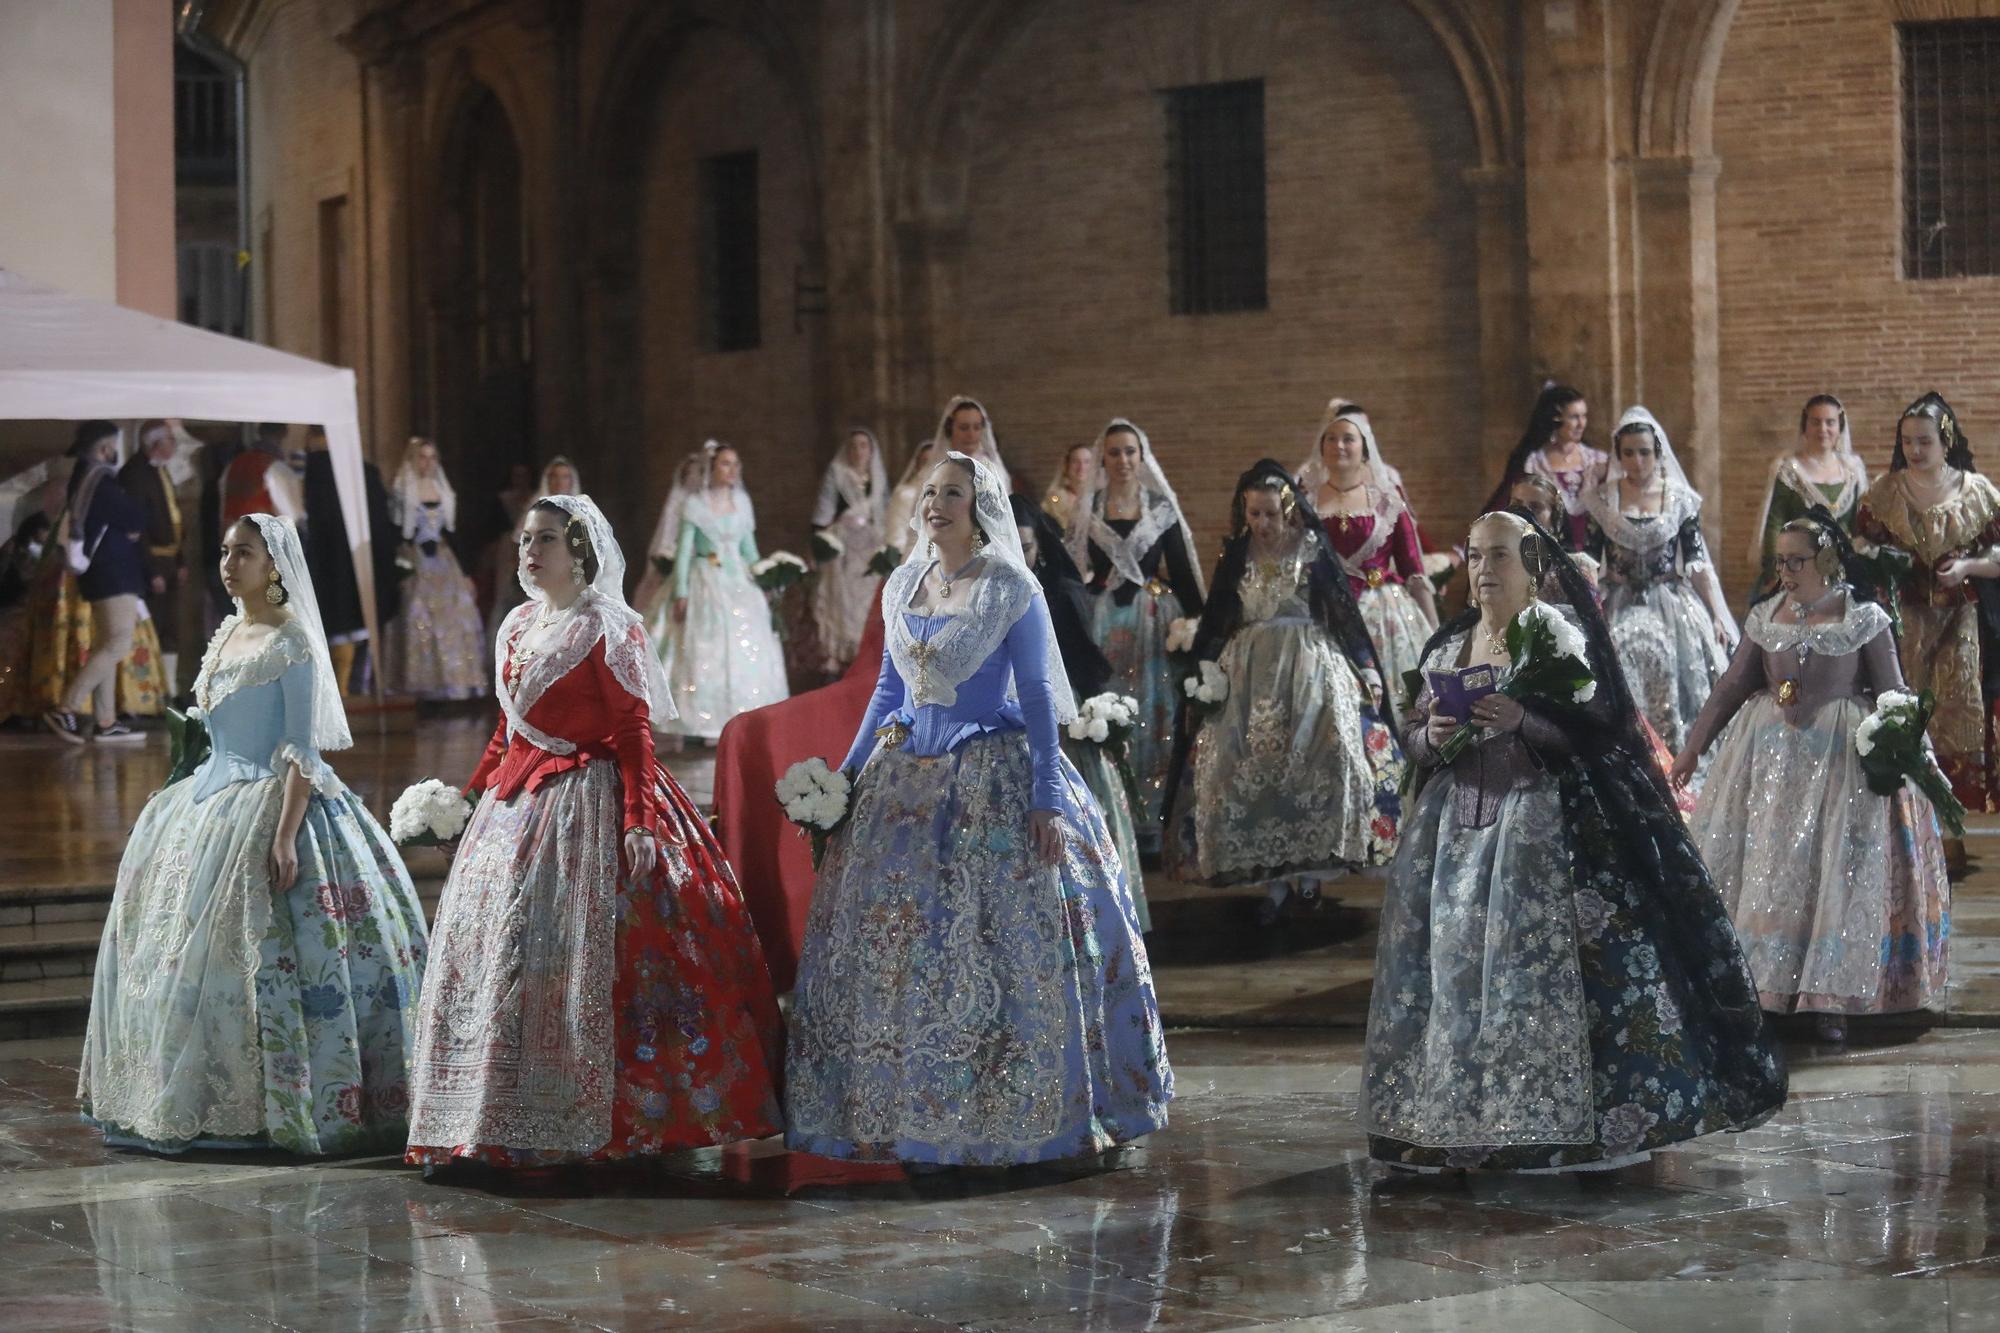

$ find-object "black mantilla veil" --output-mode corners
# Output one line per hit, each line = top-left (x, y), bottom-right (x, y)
(1408, 508), (1787, 1143)
(1162, 460), (1383, 817)
(1479, 383), (1587, 518)
(1009, 493), (1113, 699)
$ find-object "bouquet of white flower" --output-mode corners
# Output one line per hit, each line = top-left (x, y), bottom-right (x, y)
(1165, 616), (1200, 656)
(1855, 688), (1965, 836)
(775, 757), (853, 868)
(1066, 692), (1144, 807)
(1433, 601), (1595, 766)
(810, 530), (845, 563)
(390, 778), (475, 849)
(751, 551), (810, 594)
(1182, 660), (1230, 712)
(867, 545), (902, 578)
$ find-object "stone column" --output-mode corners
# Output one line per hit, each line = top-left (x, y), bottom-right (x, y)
(1465, 163), (1531, 481)
(351, 45), (423, 461)
(817, 0), (901, 434)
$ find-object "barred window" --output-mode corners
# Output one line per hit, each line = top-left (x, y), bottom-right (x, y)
(1164, 80), (1267, 315)
(699, 151), (761, 351)
(1902, 20), (2000, 280)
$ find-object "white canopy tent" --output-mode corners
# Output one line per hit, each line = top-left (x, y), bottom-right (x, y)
(0, 268), (380, 659)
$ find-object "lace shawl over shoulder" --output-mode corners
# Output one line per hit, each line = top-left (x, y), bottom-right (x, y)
(496, 590), (666, 754)
(883, 559), (1039, 709)
(192, 613), (314, 716)
(1744, 596), (1893, 657)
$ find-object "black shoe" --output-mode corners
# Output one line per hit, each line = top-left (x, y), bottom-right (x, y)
(42, 710), (85, 745)
(92, 721), (145, 744)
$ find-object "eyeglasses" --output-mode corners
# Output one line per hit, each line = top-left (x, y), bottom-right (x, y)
(1774, 555), (1816, 573)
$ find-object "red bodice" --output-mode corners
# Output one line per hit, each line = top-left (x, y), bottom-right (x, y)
(1322, 511), (1425, 595)
(466, 633), (660, 832)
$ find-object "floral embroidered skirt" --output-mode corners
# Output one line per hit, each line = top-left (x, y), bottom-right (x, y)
(1166, 618), (1401, 886)
(405, 758), (783, 1168)
(1064, 738), (1149, 931)
(785, 729), (1172, 1164)
(1, 558), (167, 719)
(1900, 599), (1998, 812)
(1366, 752), (1786, 1171)
(1603, 579), (1727, 759)
(1357, 583), (1433, 730)
(649, 560), (791, 739)
(1092, 587), (1186, 854)
(79, 775), (428, 1155)
(1692, 694), (1949, 1015)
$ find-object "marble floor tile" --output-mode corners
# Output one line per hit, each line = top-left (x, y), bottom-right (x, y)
(1552, 1277), (1952, 1331)
(1220, 1282), (1633, 1332)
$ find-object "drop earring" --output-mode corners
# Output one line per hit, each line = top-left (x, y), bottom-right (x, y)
(264, 568), (285, 605)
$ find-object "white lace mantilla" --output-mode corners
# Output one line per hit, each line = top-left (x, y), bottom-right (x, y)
(1087, 488), (1182, 591)
(1744, 596), (1892, 657)
(1583, 479), (1702, 555)
(884, 560), (1037, 709)
(496, 591), (664, 754)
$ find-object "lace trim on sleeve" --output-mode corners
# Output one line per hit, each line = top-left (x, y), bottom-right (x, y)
(271, 740), (345, 798)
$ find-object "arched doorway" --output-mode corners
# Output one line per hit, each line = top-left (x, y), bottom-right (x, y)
(429, 84), (533, 554)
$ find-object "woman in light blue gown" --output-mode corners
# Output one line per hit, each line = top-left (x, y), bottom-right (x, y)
(784, 451), (1171, 1166)
(78, 514), (428, 1155)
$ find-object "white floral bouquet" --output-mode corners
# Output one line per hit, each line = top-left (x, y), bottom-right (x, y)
(775, 757), (852, 868)
(1433, 601), (1595, 766)
(1182, 660), (1230, 714)
(390, 778), (474, 849)
(810, 530), (845, 563)
(1067, 692), (1144, 808)
(1855, 688), (1965, 836)
(1165, 616), (1200, 656)
(751, 550), (810, 594)
(867, 545), (902, 578)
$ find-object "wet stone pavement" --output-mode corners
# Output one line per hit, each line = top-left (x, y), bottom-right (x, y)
(7, 1028), (2000, 1331)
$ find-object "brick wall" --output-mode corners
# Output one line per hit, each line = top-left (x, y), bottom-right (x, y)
(945, 0), (1484, 565)
(1714, 0), (2000, 600)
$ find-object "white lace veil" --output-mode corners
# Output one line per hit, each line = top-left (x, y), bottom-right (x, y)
(1294, 398), (1399, 497)
(525, 493), (677, 729)
(1066, 417), (1206, 597)
(813, 428), (888, 528)
(650, 440), (755, 560)
(933, 396), (1011, 495)
(241, 513), (352, 752)
(897, 450), (1077, 723)
(393, 437), (457, 538)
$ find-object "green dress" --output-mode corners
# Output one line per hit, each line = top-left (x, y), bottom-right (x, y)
(1748, 455), (1867, 601)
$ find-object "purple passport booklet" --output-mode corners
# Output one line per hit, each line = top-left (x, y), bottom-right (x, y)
(1427, 664), (1499, 722)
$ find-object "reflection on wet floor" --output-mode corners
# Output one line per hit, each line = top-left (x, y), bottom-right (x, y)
(5, 1028), (2000, 1331)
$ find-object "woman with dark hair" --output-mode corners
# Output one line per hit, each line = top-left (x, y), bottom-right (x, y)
(1746, 395), (1869, 600)
(1163, 461), (1403, 925)
(1676, 508), (1948, 1043)
(1070, 418), (1205, 853)
(405, 494), (783, 1173)
(1856, 393), (2000, 855)
(1365, 509), (1785, 1173)
(1481, 384), (1605, 550)
(1585, 407), (1736, 760)
(786, 452), (1169, 1165)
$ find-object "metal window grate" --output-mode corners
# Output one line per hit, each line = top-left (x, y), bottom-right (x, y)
(1902, 20), (2000, 280)
(1165, 80), (1267, 315)
(700, 151), (762, 351)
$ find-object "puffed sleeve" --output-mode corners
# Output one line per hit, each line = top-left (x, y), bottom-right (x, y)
(1003, 592), (1067, 811)
(271, 657), (342, 797)
(673, 518), (698, 599)
(841, 638), (907, 775)
(588, 633), (661, 832)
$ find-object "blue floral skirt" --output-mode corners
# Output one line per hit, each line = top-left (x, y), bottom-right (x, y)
(80, 775), (428, 1155)
(785, 728), (1172, 1164)
(1092, 587), (1186, 854)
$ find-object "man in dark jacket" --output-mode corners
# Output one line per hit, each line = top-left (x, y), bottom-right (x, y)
(46, 421), (148, 744)
(118, 420), (188, 670)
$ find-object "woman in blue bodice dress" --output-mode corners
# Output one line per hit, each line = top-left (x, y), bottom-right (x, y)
(79, 515), (428, 1154)
(784, 451), (1172, 1166)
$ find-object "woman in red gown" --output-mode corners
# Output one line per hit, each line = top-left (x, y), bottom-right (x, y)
(406, 494), (782, 1172)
